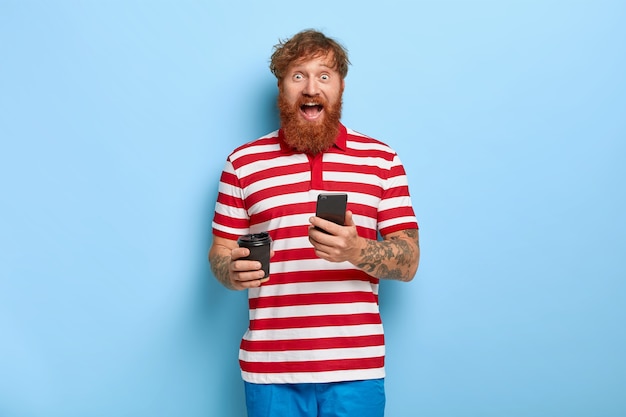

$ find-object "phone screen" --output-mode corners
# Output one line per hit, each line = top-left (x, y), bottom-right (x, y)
(316, 193), (347, 228)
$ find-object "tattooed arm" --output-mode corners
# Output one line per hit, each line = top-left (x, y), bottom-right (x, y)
(308, 211), (420, 282)
(353, 228), (420, 281)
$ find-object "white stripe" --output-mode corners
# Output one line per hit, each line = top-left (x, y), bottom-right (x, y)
(387, 172), (407, 184)
(249, 280), (377, 298)
(243, 172), (310, 195)
(351, 214), (378, 231)
(249, 191), (382, 218)
(211, 223), (249, 237)
(387, 173), (411, 186)
(230, 138), (279, 160)
(248, 192), (311, 216)
(217, 181), (242, 197)
(239, 155), (309, 179)
(324, 153), (393, 170)
(378, 216), (418, 231)
(243, 324), (383, 342)
(272, 259), (353, 274)
(220, 160), (235, 175)
(241, 345), (385, 363)
(345, 140), (393, 153)
(324, 171), (384, 187)
(378, 196), (413, 211)
(345, 128), (370, 138)
(259, 130), (280, 139)
(318, 191), (381, 210)
(214, 202), (247, 219)
(246, 214), (311, 238)
(238, 154), (306, 175)
(241, 368), (385, 384)
(267, 214), (311, 233)
(251, 302), (380, 320)
(271, 236), (311, 251)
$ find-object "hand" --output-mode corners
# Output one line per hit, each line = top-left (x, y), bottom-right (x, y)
(227, 247), (274, 290)
(308, 210), (364, 263)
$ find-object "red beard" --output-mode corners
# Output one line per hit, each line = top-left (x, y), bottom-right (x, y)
(278, 93), (343, 154)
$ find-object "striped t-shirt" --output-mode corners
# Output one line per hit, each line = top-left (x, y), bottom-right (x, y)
(212, 124), (418, 384)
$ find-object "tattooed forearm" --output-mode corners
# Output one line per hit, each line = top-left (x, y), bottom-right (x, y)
(209, 251), (234, 290)
(356, 229), (419, 281)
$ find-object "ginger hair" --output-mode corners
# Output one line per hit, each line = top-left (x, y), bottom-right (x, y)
(270, 29), (350, 80)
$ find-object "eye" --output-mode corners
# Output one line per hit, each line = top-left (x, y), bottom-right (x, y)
(320, 74), (330, 81)
(293, 73), (304, 81)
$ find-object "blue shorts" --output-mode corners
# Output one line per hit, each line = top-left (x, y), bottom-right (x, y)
(244, 379), (385, 417)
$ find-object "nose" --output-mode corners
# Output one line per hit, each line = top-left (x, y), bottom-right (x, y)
(303, 78), (319, 96)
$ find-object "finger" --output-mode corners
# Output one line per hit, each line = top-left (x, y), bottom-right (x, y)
(235, 269), (266, 282)
(232, 258), (262, 272)
(239, 275), (270, 289)
(231, 247), (250, 260)
(309, 219), (339, 237)
(345, 210), (355, 227)
(313, 247), (332, 262)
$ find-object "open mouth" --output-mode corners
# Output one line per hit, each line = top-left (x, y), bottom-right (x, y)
(300, 102), (324, 121)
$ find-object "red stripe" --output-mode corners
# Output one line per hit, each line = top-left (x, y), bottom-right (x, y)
(240, 357), (384, 374)
(321, 181), (384, 198)
(378, 205), (417, 222)
(335, 146), (394, 160)
(240, 334), (384, 352)
(212, 212), (248, 229)
(232, 148), (285, 169)
(261, 269), (377, 286)
(249, 292), (376, 309)
(271, 224), (315, 240)
(229, 136), (278, 157)
(385, 184), (412, 198)
(379, 223), (419, 238)
(272, 247), (318, 263)
(216, 192), (245, 209)
(251, 203), (315, 225)
(389, 164), (408, 177)
(249, 291), (378, 310)
(325, 161), (391, 176)
(241, 162), (309, 183)
(249, 313), (381, 331)
(218, 171), (239, 187)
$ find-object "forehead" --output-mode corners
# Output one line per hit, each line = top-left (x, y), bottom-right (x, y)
(289, 52), (338, 72)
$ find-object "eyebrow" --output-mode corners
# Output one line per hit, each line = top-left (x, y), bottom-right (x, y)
(291, 63), (335, 72)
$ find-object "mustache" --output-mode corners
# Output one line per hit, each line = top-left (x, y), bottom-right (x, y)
(294, 95), (328, 109)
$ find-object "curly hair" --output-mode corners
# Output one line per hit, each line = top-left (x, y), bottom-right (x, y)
(270, 29), (350, 80)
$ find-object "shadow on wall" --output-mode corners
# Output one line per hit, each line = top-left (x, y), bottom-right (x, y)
(182, 185), (250, 417)
(183, 81), (280, 417)
(177, 79), (280, 417)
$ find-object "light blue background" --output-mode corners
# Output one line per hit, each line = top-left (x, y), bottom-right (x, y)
(1, 1), (625, 416)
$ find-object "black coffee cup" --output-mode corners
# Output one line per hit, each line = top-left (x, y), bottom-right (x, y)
(237, 232), (272, 278)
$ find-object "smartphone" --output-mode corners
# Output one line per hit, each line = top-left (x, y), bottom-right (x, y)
(315, 193), (347, 232)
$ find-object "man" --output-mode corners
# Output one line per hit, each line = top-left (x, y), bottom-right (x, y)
(209, 29), (419, 417)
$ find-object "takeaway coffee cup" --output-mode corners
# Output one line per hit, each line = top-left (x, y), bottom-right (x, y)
(237, 232), (272, 278)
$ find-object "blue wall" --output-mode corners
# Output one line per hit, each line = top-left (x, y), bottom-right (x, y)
(1, 1), (625, 416)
